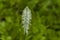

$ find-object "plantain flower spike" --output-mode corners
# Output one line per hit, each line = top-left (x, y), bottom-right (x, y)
(22, 6), (32, 34)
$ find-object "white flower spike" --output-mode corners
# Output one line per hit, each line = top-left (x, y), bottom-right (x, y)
(22, 6), (32, 34)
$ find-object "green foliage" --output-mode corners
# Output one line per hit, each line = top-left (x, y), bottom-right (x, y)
(0, 0), (60, 40)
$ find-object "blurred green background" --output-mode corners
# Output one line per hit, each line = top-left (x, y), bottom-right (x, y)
(0, 0), (60, 40)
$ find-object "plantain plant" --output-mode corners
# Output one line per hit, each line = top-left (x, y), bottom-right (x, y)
(0, 0), (60, 40)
